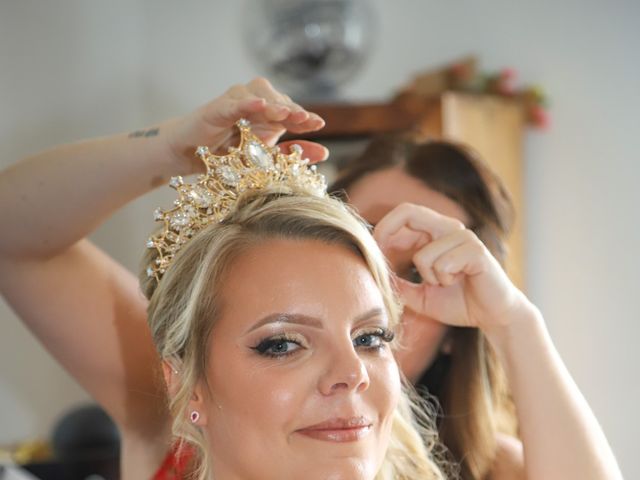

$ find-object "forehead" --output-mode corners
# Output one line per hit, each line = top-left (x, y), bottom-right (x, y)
(346, 166), (470, 226)
(217, 238), (385, 331)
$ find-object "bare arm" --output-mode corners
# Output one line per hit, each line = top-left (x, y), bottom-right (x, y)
(0, 242), (165, 435)
(0, 78), (325, 437)
(0, 125), (179, 436)
(484, 303), (622, 480)
(0, 127), (184, 259)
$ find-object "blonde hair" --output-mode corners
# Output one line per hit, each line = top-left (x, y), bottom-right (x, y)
(140, 188), (454, 480)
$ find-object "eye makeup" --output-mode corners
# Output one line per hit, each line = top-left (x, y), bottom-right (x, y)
(250, 326), (395, 360)
(352, 327), (395, 352)
(251, 333), (307, 359)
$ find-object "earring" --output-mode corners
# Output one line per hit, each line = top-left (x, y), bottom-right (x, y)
(190, 411), (200, 423)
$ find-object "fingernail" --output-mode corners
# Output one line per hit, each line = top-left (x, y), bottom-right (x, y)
(311, 114), (325, 128)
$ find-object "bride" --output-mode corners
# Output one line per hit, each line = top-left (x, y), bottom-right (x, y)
(136, 119), (449, 479)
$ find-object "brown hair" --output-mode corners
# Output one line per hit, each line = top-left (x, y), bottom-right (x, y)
(331, 134), (517, 480)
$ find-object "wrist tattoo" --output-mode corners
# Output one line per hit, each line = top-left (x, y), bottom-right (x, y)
(129, 128), (160, 138)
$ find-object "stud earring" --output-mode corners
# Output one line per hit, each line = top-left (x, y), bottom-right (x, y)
(190, 411), (200, 423)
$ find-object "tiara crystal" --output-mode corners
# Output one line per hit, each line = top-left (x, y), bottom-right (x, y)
(145, 118), (327, 282)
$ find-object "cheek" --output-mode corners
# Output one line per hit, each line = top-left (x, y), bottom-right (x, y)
(203, 345), (315, 475)
(367, 353), (402, 417)
(207, 349), (310, 431)
(394, 311), (449, 382)
(365, 352), (402, 472)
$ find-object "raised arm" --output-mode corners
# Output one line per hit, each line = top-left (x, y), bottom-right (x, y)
(374, 203), (623, 480)
(0, 78), (326, 439)
(0, 78), (326, 259)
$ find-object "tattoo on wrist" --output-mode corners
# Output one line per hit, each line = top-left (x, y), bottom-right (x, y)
(128, 128), (160, 138)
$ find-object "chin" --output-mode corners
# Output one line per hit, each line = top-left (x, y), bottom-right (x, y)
(306, 458), (379, 480)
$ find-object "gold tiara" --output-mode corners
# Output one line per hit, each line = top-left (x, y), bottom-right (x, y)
(145, 118), (327, 282)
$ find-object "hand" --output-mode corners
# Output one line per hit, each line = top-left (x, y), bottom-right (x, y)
(374, 203), (528, 333)
(161, 77), (328, 174)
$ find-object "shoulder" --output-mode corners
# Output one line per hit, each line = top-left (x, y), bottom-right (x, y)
(491, 433), (525, 480)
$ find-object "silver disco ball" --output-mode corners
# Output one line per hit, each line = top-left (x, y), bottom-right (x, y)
(243, 0), (376, 100)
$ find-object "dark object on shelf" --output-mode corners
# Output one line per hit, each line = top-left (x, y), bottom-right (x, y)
(22, 404), (120, 480)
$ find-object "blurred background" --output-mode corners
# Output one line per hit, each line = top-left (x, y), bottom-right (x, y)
(0, 0), (638, 477)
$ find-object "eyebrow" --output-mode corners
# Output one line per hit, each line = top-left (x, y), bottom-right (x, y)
(245, 307), (387, 334)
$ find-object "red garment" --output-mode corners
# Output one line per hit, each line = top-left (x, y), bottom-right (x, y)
(152, 442), (196, 479)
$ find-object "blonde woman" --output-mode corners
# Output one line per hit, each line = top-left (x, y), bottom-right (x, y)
(137, 122), (450, 479)
(0, 78), (622, 479)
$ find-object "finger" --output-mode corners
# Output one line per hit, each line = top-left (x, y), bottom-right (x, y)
(247, 77), (282, 100)
(417, 263), (439, 286)
(281, 102), (315, 125)
(246, 78), (325, 129)
(282, 113), (325, 133)
(264, 103), (292, 122)
(308, 113), (326, 129)
(278, 140), (329, 163)
(432, 238), (488, 283)
(224, 83), (249, 100)
(287, 108), (310, 123)
(393, 275), (432, 316)
(230, 79), (307, 119)
(279, 97), (309, 123)
(374, 203), (465, 248)
(247, 77), (294, 111)
(412, 229), (474, 286)
(202, 97), (266, 126)
(238, 97), (268, 113)
(432, 261), (466, 287)
(382, 226), (431, 253)
(276, 92), (325, 130)
(227, 81), (288, 119)
(266, 102), (325, 131)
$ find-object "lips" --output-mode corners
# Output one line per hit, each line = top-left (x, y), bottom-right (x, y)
(296, 417), (373, 443)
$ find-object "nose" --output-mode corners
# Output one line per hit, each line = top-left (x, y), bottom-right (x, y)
(318, 340), (370, 396)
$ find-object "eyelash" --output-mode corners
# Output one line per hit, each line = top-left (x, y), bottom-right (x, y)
(252, 334), (303, 359)
(251, 328), (395, 359)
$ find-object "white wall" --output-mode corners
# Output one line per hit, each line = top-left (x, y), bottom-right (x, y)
(1, 0), (638, 476)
